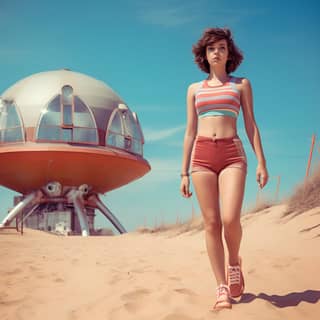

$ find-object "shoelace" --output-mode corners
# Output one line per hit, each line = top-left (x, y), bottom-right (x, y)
(216, 285), (230, 299)
(228, 265), (241, 285)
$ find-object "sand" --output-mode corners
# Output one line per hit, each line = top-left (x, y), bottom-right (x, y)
(0, 204), (319, 320)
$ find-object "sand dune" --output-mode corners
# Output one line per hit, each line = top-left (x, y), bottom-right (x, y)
(0, 204), (319, 320)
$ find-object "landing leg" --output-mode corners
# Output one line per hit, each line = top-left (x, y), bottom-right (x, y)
(89, 194), (127, 234)
(0, 191), (42, 227)
(67, 188), (90, 237)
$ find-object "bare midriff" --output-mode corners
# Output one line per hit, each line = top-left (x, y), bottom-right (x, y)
(197, 116), (238, 139)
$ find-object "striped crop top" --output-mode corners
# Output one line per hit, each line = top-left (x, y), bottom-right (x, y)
(194, 77), (241, 118)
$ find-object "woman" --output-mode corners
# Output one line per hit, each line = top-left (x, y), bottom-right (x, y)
(180, 28), (268, 310)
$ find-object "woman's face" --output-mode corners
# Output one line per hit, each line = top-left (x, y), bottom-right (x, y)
(206, 39), (229, 68)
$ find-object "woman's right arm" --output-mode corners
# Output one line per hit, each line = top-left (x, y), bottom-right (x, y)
(180, 83), (198, 197)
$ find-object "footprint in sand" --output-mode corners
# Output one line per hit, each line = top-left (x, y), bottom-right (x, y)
(4, 268), (22, 275)
(119, 288), (151, 314)
(159, 287), (196, 304)
(0, 292), (27, 306)
(123, 301), (140, 313)
(174, 288), (196, 295)
(131, 267), (151, 274)
(28, 265), (40, 272)
(173, 288), (199, 304)
(161, 313), (200, 320)
(109, 269), (133, 285)
(248, 268), (255, 274)
(121, 288), (151, 301)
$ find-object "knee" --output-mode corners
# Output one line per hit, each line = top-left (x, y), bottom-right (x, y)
(203, 216), (222, 234)
(222, 216), (241, 232)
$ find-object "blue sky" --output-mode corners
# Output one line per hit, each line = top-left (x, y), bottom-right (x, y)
(0, 0), (319, 232)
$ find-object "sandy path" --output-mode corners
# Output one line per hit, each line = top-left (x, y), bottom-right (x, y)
(0, 204), (319, 320)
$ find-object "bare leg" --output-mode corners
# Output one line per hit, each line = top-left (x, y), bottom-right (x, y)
(192, 171), (226, 286)
(218, 167), (246, 265)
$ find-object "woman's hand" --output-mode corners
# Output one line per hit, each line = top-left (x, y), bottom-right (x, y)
(180, 176), (193, 198)
(256, 164), (268, 189)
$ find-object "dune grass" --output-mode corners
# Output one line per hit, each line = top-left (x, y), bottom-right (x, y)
(284, 164), (320, 216)
(137, 212), (203, 235)
(244, 199), (276, 214)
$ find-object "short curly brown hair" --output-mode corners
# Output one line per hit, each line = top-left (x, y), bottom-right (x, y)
(192, 28), (243, 74)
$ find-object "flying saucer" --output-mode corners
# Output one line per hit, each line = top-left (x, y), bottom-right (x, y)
(0, 69), (151, 235)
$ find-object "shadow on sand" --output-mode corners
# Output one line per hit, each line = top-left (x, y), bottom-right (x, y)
(233, 290), (320, 308)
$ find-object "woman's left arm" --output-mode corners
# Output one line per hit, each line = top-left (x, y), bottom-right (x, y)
(240, 78), (269, 189)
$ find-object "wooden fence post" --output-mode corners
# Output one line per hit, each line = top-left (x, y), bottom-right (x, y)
(305, 134), (316, 180)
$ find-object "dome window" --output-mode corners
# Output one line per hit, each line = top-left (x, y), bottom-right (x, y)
(36, 86), (98, 144)
(0, 98), (24, 143)
(106, 104), (144, 155)
(105, 109), (125, 149)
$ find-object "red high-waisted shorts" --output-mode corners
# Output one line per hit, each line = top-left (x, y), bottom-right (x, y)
(191, 135), (247, 175)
